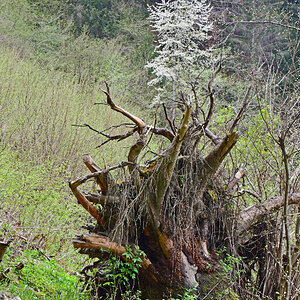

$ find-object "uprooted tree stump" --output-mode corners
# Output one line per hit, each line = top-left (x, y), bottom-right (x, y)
(69, 81), (300, 299)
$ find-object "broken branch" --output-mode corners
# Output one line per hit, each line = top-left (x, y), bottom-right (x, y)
(102, 82), (146, 132)
(227, 167), (245, 192)
(83, 154), (110, 193)
(69, 182), (105, 225)
(84, 192), (120, 205)
(73, 234), (151, 269)
(204, 132), (239, 176)
(149, 105), (191, 226)
(203, 65), (222, 128)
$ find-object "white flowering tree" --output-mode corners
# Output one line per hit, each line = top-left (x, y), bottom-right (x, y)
(145, 0), (212, 119)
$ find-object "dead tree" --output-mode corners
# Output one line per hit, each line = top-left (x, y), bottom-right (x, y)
(69, 80), (300, 299)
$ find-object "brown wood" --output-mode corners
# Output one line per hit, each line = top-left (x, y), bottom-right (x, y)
(69, 183), (104, 225)
(73, 234), (152, 269)
(0, 241), (10, 262)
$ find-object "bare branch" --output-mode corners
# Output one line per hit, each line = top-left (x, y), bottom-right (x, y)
(229, 84), (252, 133)
(70, 161), (132, 188)
(192, 123), (221, 145)
(162, 103), (176, 134)
(191, 83), (200, 119)
(99, 84), (148, 173)
(238, 189), (261, 200)
(147, 125), (174, 142)
(101, 82), (146, 132)
(203, 65), (222, 128)
(102, 123), (135, 132)
(96, 128), (138, 148)
(73, 123), (138, 148)
(72, 123), (110, 138)
(226, 20), (300, 32)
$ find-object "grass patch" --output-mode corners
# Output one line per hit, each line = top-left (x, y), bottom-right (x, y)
(0, 249), (88, 300)
(0, 148), (86, 268)
(0, 148), (91, 298)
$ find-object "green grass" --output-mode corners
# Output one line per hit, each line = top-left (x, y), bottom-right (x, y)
(0, 148), (90, 298)
(0, 148), (85, 266)
(0, 249), (88, 300)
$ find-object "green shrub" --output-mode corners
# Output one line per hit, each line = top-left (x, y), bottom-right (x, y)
(102, 245), (145, 299)
(0, 148), (91, 298)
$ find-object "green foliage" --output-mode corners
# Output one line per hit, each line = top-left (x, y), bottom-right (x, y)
(216, 247), (243, 298)
(54, 30), (141, 94)
(167, 286), (198, 300)
(0, 249), (87, 300)
(0, 0), (68, 59)
(70, 0), (149, 40)
(232, 106), (282, 202)
(180, 288), (198, 300)
(217, 247), (244, 280)
(100, 245), (146, 299)
(0, 148), (91, 298)
(214, 106), (235, 126)
(70, 0), (119, 38)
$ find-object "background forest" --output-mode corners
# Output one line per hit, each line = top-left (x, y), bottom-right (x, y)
(0, 0), (299, 299)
